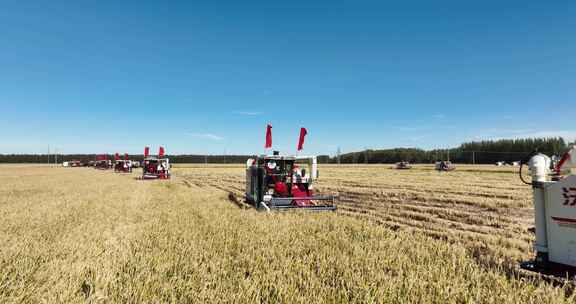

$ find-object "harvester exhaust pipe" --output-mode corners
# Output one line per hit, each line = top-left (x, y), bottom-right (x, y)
(529, 153), (551, 265)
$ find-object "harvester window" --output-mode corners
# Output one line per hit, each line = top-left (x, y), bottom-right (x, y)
(294, 160), (312, 180)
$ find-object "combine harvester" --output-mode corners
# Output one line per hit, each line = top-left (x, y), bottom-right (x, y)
(245, 125), (337, 211)
(395, 161), (412, 170)
(94, 155), (111, 170)
(521, 146), (576, 279)
(141, 146), (171, 180)
(114, 153), (133, 173)
(62, 160), (82, 167)
(435, 160), (456, 172)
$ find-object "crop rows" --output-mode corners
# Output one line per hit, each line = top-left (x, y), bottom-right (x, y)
(176, 164), (535, 265)
(1, 165), (573, 303)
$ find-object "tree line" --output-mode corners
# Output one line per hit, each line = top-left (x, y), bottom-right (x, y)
(329, 137), (570, 164)
(0, 137), (570, 164)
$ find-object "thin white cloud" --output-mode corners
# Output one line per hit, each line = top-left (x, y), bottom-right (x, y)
(391, 124), (455, 131)
(235, 111), (263, 116)
(479, 128), (535, 135)
(188, 133), (224, 141)
(508, 129), (535, 134)
(408, 136), (425, 142)
(391, 126), (421, 131)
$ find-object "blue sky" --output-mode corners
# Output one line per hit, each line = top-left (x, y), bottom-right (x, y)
(1, 1), (575, 155)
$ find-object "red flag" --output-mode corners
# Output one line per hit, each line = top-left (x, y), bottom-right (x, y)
(124, 153), (129, 161)
(114, 153), (120, 161)
(159, 146), (165, 158)
(144, 147), (150, 158)
(265, 124), (273, 149)
(297, 128), (308, 151)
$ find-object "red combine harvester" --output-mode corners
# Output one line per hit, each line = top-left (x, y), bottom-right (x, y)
(246, 152), (337, 211)
(94, 155), (111, 170)
(245, 125), (337, 211)
(114, 153), (133, 173)
(142, 146), (171, 180)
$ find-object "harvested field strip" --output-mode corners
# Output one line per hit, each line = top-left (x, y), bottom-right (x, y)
(176, 165), (536, 263)
(339, 199), (514, 236)
(337, 206), (530, 260)
(326, 187), (526, 211)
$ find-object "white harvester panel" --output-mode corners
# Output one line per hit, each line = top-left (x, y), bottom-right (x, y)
(544, 175), (576, 267)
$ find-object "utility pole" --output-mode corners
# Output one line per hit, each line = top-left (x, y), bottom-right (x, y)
(447, 149), (450, 162)
(55, 148), (58, 166)
(337, 146), (341, 165)
(47, 145), (50, 166)
(472, 151), (476, 165)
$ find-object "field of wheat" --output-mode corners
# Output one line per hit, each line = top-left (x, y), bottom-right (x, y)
(0, 164), (574, 303)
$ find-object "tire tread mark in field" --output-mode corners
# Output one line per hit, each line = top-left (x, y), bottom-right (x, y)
(323, 181), (522, 201)
(338, 192), (522, 228)
(337, 206), (529, 257)
(333, 189), (532, 258)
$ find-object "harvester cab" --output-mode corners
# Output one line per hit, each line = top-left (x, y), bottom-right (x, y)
(520, 146), (576, 278)
(142, 157), (171, 179)
(245, 152), (337, 211)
